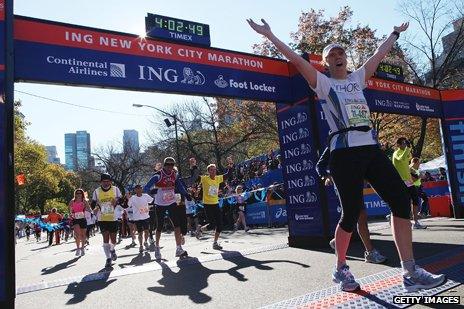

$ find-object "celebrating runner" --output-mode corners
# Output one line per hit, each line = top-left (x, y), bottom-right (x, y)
(248, 18), (445, 292)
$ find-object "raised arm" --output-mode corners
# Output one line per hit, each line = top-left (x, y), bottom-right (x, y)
(363, 23), (409, 81)
(247, 18), (318, 88)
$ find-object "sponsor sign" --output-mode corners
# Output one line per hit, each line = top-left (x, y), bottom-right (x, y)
(245, 202), (269, 225)
(269, 205), (288, 225)
(14, 17), (292, 102)
(365, 78), (442, 117)
(441, 90), (464, 213)
(277, 99), (324, 236)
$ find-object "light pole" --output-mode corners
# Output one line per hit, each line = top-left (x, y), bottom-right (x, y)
(133, 103), (182, 175)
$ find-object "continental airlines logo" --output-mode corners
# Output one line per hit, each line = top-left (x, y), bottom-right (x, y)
(46, 56), (126, 78)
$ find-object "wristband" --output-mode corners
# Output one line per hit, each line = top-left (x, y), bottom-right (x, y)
(392, 31), (400, 38)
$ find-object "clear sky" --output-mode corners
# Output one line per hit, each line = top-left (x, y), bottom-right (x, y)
(13, 0), (404, 161)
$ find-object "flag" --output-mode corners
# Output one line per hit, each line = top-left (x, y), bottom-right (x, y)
(16, 173), (26, 186)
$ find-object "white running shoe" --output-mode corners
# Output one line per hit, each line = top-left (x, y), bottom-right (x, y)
(403, 266), (446, 292)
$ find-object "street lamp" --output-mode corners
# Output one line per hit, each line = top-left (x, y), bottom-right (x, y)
(132, 103), (182, 175)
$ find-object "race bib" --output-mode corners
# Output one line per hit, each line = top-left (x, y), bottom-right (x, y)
(74, 212), (85, 219)
(208, 186), (218, 196)
(101, 203), (114, 214)
(162, 191), (175, 203)
(345, 103), (370, 127)
(185, 200), (196, 214)
(139, 206), (149, 214)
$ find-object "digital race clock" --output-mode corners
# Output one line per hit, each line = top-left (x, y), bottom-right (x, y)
(145, 14), (211, 46)
(375, 62), (404, 82)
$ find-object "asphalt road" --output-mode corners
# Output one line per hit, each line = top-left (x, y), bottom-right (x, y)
(14, 218), (464, 308)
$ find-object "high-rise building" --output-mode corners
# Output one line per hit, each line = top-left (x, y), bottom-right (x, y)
(45, 146), (61, 164)
(64, 133), (77, 171)
(65, 131), (92, 171)
(123, 130), (139, 153)
(76, 131), (91, 170)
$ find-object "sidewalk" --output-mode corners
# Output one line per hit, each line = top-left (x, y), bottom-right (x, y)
(15, 218), (464, 308)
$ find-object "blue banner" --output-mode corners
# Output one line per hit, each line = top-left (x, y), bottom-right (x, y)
(0, 0), (7, 299)
(245, 202), (269, 225)
(14, 17), (292, 103)
(276, 97), (324, 236)
(269, 204), (288, 225)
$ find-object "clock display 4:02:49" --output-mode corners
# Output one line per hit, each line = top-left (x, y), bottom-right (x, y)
(154, 17), (204, 35)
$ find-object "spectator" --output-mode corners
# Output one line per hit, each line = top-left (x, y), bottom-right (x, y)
(438, 167), (447, 181)
(46, 208), (63, 246)
(423, 171), (435, 182)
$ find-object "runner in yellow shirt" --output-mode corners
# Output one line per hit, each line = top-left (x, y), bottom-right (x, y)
(199, 163), (232, 250)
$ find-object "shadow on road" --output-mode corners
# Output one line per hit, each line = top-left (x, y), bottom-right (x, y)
(41, 257), (80, 275)
(147, 251), (310, 304)
(64, 269), (117, 304)
(119, 252), (153, 268)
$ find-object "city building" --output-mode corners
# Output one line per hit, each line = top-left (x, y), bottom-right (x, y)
(123, 129), (139, 153)
(64, 133), (77, 171)
(65, 130), (93, 171)
(45, 146), (61, 164)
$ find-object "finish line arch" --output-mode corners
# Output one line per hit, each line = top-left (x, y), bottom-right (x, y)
(1, 1), (464, 306)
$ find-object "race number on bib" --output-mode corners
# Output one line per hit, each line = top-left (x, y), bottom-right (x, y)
(74, 212), (85, 219)
(139, 206), (149, 214)
(345, 103), (370, 127)
(208, 186), (218, 196)
(162, 192), (175, 203)
(101, 203), (114, 214)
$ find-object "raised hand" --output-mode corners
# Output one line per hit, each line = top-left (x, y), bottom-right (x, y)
(394, 22), (409, 33)
(247, 18), (272, 37)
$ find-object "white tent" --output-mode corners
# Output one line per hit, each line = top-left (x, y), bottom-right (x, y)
(419, 155), (447, 172)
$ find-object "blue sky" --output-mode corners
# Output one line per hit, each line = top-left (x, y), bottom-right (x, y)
(14, 0), (404, 161)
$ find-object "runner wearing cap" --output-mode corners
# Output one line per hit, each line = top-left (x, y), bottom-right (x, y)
(144, 157), (192, 259)
(248, 18), (445, 292)
(91, 173), (122, 268)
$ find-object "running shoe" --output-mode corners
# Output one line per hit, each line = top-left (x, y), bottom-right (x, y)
(413, 221), (427, 229)
(154, 245), (161, 260)
(175, 247), (187, 257)
(149, 238), (155, 245)
(139, 246), (144, 253)
(212, 242), (223, 250)
(110, 249), (117, 261)
(130, 241), (137, 247)
(329, 238), (336, 250)
(195, 231), (202, 239)
(364, 249), (387, 264)
(403, 266), (446, 292)
(245, 227), (250, 232)
(105, 258), (112, 268)
(332, 264), (360, 292)
(75, 248), (81, 256)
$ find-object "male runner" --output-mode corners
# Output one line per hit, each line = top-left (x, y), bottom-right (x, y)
(144, 157), (191, 259)
(92, 173), (122, 268)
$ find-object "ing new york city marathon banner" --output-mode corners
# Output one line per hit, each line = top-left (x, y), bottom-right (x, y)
(14, 16), (293, 102)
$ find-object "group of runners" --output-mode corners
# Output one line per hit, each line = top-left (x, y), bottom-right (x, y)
(67, 157), (238, 268)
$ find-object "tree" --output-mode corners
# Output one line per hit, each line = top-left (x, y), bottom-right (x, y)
(91, 143), (153, 194)
(147, 97), (279, 173)
(396, 0), (463, 157)
(14, 101), (81, 214)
